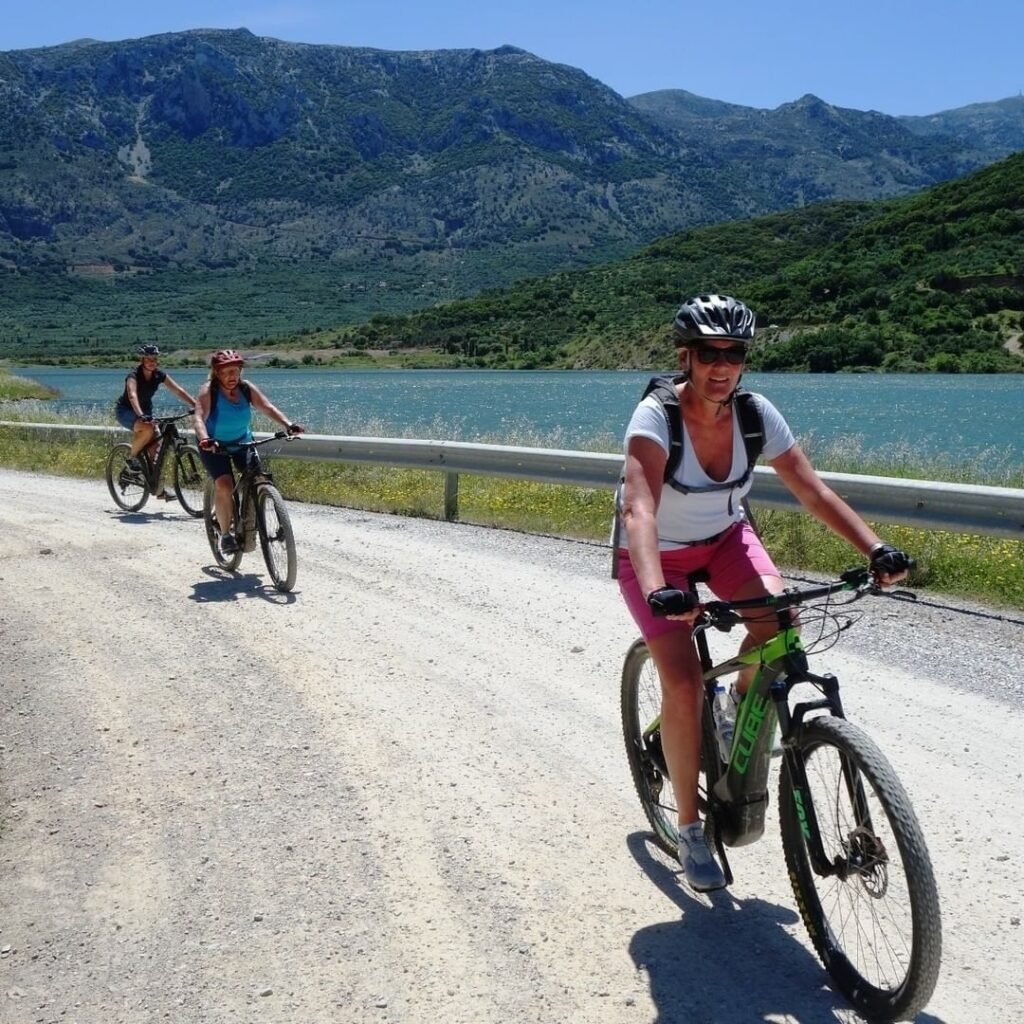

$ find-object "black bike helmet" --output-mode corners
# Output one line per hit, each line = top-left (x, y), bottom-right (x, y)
(672, 294), (756, 345)
(138, 343), (160, 356)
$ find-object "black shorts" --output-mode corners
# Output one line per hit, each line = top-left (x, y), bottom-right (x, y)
(199, 448), (248, 481)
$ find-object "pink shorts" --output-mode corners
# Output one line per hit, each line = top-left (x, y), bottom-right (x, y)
(617, 521), (780, 640)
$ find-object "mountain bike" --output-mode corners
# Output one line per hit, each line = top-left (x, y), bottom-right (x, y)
(105, 411), (204, 517)
(621, 567), (941, 1023)
(202, 432), (298, 592)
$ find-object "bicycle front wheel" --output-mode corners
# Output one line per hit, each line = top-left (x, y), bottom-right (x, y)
(203, 479), (242, 570)
(173, 445), (205, 518)
(779, 716), (941, 1022)
(256, 484), (296, 591)
(105, 443), (150, 512)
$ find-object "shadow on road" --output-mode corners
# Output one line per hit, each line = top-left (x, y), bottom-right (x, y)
(189, 565), (296, 605)
(625, 832), (948, 1024)
(107, 509), (185, 524)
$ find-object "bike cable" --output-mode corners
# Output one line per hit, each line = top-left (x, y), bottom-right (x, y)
(783, 572), (1024, 627)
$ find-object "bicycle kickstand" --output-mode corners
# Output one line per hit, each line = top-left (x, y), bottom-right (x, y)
(711, 821), (734, 887)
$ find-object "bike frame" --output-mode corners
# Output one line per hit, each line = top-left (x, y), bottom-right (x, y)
(216, 435), (285, 548)
(231, 448), (270, 549)
(688, 581), (875, 878)
(140, 415), (188, 489)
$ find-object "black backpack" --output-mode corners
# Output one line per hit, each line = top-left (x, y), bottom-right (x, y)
(611, 373), (765, 578)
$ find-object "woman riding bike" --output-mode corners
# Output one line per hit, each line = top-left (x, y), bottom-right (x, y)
(193, 349), (304, 557)
(616, 293), (911, 892)
(114, 344), (197, 498)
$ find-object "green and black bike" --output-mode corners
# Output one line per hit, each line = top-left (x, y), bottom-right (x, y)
(621, 567), (941, 1023)
(105, 411), (204, 517)
(202, 432), (298, 592)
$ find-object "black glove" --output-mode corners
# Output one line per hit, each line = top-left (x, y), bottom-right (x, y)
(646, 587), (697, 617)
(869, 544), (914, 577)
(287, 422), (304, 435)
(140, 414), (153, 423)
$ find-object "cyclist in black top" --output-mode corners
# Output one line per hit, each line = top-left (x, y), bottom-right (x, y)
(114, 344), (196, 494)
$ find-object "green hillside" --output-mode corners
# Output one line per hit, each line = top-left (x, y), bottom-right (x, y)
(324, 152), (1024, 372)
(3, 31), (1024, 359)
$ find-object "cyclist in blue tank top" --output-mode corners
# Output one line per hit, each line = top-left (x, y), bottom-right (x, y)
(193, 349), (304, 557)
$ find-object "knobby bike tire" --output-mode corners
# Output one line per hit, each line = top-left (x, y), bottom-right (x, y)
(203, 478), (242, 571)
(779, 716), (941, 1022)
(256, 483), (297, 592)
(621, 641), (678, 856)
(173, 445), (205, 518)
(105, 442), (150, 512)
(621, 640), (725, 861)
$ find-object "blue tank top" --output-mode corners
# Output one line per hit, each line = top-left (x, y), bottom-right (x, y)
(207, 384), (254, 446)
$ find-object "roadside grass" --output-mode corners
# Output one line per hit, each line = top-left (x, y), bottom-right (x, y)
(1, 406), (1021, 609)
(0, 370), (58, 401)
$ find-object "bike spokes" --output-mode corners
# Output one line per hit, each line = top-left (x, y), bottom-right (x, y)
(105, 443), (149, 512)
(621, 643), (679, 856)
(781, 718), (940, 1021)
(256, 484), (296, 591)
(174, 445), (205, 518)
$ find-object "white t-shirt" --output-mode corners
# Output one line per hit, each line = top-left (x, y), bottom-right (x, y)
(620, 387), (796, 548)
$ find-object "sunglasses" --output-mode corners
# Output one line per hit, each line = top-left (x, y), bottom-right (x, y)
(692, 344), (747, 366)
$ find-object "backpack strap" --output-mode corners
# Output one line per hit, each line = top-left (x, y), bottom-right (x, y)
(662, 386), (764, 498)
(640, 373), (687, 482)
(734, 389), (764, 470)
(209, 378), (252, 414)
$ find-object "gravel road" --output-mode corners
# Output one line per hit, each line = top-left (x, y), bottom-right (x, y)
(1, 468), (1022, 1024)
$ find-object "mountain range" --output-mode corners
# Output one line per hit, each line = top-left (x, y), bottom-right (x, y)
(1, 28), (1023, 357)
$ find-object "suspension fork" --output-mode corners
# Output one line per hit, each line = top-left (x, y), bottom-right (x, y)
(784, 672), (875, 878)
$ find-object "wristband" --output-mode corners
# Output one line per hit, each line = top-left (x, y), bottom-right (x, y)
(868, 541), (887, 558)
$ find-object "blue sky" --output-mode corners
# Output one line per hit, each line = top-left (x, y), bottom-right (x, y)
(3, 0), (1021, 116)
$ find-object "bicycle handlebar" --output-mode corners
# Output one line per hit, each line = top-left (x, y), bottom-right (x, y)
(150, 410), (195, 427)
(685, 567), (897, 633)
(208, 431), (295, 454)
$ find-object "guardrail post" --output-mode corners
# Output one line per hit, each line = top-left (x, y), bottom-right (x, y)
(444, 471), (459, 521)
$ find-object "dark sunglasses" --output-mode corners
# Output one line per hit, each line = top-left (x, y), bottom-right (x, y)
(692, 344), (747, 366)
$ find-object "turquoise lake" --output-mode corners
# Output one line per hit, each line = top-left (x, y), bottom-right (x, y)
(9, 366), (1023, 466)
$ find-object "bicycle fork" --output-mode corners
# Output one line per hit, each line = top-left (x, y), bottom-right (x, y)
(779, 672), (878, 880)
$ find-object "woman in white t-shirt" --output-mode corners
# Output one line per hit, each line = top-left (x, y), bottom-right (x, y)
(617, 293), (912, 893)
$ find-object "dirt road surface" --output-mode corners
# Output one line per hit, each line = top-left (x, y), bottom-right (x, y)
(1, 469), (1021, 1023)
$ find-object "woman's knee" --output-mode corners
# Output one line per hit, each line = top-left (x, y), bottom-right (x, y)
(647, 636), (701, 695)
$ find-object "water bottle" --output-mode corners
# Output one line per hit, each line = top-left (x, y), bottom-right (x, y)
(712, 683), (735, 764)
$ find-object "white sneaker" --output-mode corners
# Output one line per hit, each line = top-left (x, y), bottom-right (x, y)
(677, 822), (726, 892)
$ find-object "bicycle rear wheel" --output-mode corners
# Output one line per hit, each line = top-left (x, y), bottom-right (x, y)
(203, 479), (242, 570)
(621, 641), (678, 856)
(779, 716), (941, 1022)
(173, 444), (204, 518)
(105, 443), (150, 512)
(256, 483), (296, 592)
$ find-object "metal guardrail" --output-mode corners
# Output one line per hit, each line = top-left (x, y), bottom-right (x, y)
(2, 420), (1023, 539)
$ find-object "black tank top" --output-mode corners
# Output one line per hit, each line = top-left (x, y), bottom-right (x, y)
(116, 366), (166, 414)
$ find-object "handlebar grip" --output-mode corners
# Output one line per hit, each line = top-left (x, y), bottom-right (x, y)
(646, 587), (697, 617)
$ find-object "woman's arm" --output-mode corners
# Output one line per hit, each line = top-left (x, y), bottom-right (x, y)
(769, 443), (879, 554)
(163, 374), (196, 408)
(193, 382), (213, 445)
(248, 383), (301, 431)
(125, 375), (144, 418)
(769, 442), (909, 584)
(621, 436), (670, 599)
